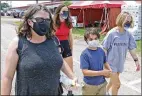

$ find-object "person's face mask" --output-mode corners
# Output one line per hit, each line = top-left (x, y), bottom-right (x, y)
(124, 22), (131, 31)
(60, 11), (69, 20)
(124, 15), (132, 29)
(31, 17), (51, 36)
(124, 23), (131, 28)
(88, 40), (100, 48)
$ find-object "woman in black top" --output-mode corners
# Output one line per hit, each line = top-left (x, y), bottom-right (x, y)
(1, 4), (77, 95)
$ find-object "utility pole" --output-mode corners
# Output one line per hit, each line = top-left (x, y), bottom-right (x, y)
(9, 1), (12, 8)
(36, 0), (38, 4)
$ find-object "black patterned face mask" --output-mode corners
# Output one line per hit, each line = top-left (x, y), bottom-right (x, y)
(31, 17), (51, 36)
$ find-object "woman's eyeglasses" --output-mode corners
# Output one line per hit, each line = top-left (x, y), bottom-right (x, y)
(32, 17), (51, 23)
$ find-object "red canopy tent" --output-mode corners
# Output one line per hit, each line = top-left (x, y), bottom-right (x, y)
(90, 1), (126, 8)
(90, 1), (126, 34)
(69, 1), (126, 30)
(69, 1), (103, 27)
(69, 1), (96, 26)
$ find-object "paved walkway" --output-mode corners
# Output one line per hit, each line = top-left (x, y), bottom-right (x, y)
(1, 17), (141, 95)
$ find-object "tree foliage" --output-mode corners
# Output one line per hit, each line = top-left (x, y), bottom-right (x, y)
(1, 2), (10, 10)
(63, 0), (72, 6)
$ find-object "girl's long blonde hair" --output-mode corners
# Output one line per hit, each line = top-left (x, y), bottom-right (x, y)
(116, 11), (134, 28)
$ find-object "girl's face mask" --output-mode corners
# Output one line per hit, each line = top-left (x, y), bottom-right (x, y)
(60, 11), (69, 20)
(124, 22), (131, 28)
(124, 15), (132, 29)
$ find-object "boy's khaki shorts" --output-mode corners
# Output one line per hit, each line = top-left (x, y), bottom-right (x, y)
(82, 81), (107, 95)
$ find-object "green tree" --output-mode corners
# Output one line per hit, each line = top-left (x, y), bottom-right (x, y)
(63, 0), (72, 6)
(1, 2), (10, 10)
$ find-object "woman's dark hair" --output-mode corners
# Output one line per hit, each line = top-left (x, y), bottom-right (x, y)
(53, 4), (72, 28)
(84, 28), (100, 44)
(17, 4), (55, 39)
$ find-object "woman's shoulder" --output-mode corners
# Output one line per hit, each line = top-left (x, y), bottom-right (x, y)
(12, 36), (19, 45)
(10, 36), (26, 49)
(108, 27), (118, 35)
(105, 27), (119, 39)
(7, 36), (19, 52)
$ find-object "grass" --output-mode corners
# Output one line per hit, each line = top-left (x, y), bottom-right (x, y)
(72, 27), (105, 41)
(72, 28), (85, 39)
(136, 40), (141, 54)
(14, 21), (22, 26)
(14, 21), (141, 53)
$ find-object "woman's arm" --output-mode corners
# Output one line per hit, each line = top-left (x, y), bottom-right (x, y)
(129, 49), (138, 61)
(61, 59), (75, 80)
(128, 32), (140, 71)
(1, 37), (19, 95)
(68, 28), (73, 53)
(129, 49), (140, 71)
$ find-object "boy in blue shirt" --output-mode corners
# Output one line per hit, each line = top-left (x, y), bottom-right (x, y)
(80, 28), (112, 95)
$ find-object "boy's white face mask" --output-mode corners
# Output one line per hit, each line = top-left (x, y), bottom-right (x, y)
(88, 40), (100, 48)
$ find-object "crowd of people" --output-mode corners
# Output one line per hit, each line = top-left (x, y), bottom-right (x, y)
(1, 4), (140, 96)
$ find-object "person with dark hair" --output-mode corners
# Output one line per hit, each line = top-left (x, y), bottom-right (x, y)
(53, 4), (74, 95)
(80, 28), (112, 95)
(1, 4), (77, 95)
(53, 4), (73, 71)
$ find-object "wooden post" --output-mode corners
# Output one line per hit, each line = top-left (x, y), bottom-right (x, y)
(36, 0), (38, 4)
(83, 8), (85, 28)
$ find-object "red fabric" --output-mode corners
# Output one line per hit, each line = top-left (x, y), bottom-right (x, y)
(70, 8), (103, 24)
(84, 9), (103, 23)
(70, 9), (83, 23)
(69, 1), (125, 27)
(108, 8), (121, 28)
(55, 22), (72, 41)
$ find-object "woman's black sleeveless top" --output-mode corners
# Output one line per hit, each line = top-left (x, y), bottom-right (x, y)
(15, 36), (63, 95)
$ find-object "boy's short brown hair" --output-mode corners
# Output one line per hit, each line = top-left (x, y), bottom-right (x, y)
(84, 28), (100, 44)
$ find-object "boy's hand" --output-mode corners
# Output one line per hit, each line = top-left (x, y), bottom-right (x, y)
(104, 67), (112, 72)
(109, 68), (112, 72)
(105, 72), (112, 78)
(102, 69), (111, 77)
